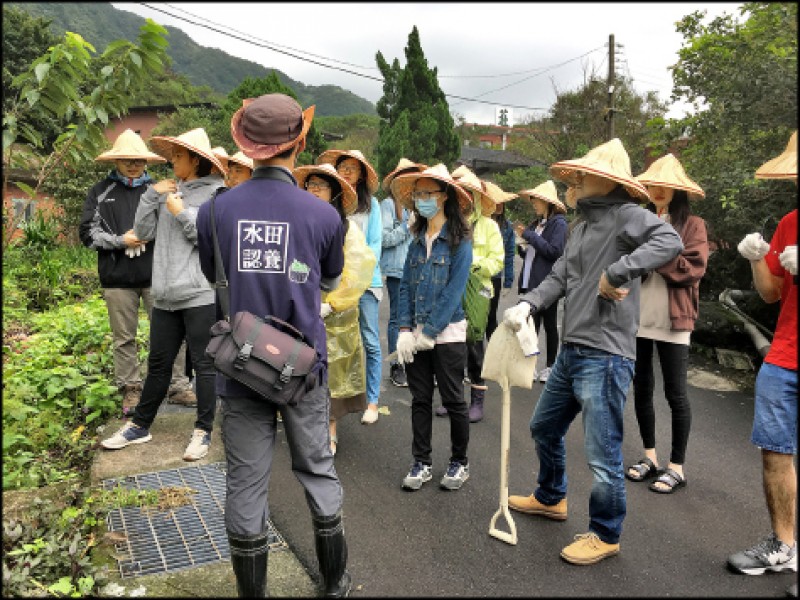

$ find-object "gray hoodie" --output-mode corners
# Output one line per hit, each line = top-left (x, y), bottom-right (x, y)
(134, 175), (224, 310)
(521, 191), (683, 360)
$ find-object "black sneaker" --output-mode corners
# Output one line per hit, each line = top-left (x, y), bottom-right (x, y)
(390, 363), (408, 387)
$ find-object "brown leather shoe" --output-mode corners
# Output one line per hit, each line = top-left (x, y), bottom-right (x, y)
(168, 388), (197, 407)
(508, 493), (568, 520)
(560, 532), (620, 565)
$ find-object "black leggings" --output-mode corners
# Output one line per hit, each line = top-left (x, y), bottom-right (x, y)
(632, 337), (691, 465)
(533, 302), (559, 367)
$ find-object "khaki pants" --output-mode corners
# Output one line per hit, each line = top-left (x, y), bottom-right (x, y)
(103, 287), (192, 391)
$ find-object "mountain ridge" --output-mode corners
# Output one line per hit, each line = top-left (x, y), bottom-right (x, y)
(9, 2), (377, 117)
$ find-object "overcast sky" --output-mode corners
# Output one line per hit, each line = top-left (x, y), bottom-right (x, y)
(114, 2), (744, 125)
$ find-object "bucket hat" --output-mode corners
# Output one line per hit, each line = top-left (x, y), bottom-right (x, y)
(390, 163), (472, 213)
(755, 131), (797, 180)
(518, 180), (566, 214)
(382, 158), (427, 192)
(231, 93), (315, 161)
(549, 138), (649, 202)
(635, 153), (705, 200)
(95, 129), (166, 163)
(227, 151), (254, 171)
(149, 128), (227, 175)
(317, 149), (379, 195)
(451, 165), (492, 215)
(293, 163), (358, 215)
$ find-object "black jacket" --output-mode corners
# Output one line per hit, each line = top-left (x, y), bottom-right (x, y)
(79, 176), (154, 288)
(517, 213), (568, 294)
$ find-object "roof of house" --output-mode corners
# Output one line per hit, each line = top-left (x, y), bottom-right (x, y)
(456, 146), (546, 176)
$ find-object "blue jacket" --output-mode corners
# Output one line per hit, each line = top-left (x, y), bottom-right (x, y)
(517, 213), (568, 294)
(398, 223), (472, 339)
(492, 218), (516, 288)
(380, 197), (412, 279)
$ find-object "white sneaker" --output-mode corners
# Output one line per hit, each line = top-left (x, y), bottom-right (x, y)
(361, 405), (379, 424)
(402, 461), (432, 491)
(183, 429), (211, 461)
(101, 422), (152, 450)
(538, 367), (552, 383)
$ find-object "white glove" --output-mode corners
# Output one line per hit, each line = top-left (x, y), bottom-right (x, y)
(503, 301), (533, 332)
(320, 302), (333, 319)
(737, 232), (770, 261)
(515, 316), (540, 358)
(407, 211), (416, 230)
(396, 331), (417, 365)
(125, 247), (135, 258)
(779, 245), (798, 275)
(414, 333), (435, 352)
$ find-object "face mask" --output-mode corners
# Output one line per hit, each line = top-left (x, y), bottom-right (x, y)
(415, 198), (440, 219)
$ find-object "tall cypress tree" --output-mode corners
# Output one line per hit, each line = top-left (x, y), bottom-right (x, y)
(374, 26), (460, 192)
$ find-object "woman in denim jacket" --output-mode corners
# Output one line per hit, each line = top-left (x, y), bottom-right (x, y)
(391, 164), (474, 492)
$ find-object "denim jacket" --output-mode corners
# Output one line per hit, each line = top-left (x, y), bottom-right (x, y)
(398, 222), (473, 339)
(380, 197), (412, 278)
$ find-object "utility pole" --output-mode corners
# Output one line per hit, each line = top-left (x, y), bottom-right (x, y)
(606, 33), (615, 140)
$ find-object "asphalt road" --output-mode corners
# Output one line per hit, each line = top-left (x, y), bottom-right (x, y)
(263, 281), (796, 598)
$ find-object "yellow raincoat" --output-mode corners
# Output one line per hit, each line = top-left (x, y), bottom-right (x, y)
(323, 223), (377, 417)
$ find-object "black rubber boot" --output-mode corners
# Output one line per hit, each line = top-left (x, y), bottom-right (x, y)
(228, 529), (270, 598)
(312, 512), (352, 598)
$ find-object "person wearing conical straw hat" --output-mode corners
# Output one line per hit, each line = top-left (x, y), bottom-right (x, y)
(226, 151), (254, 188)
(381, 158), (428, 389)
(484, 180), (519, 342)
(515, 180), (568, 385)
(624, 154), (709, 495)
(437, 165), (504, 423)
(210, 146), (230, 180)
(390, 163), (474, 492)
(318, 149), (384, 425)
(100, 127), (227, 467)
(293, 163), (374, 457)
(80, 129), (166, 413)
(195, 94), (352, 597)
(502, 138), (684, 566)
(728, 131), (797, 584)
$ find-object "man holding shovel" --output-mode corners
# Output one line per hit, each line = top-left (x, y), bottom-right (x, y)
(502, 139), (683, 565)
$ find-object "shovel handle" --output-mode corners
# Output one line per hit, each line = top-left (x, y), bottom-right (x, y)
(489, 505), (518, 545)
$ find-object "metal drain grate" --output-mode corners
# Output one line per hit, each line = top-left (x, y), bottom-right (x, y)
(102, 462), (287, 578)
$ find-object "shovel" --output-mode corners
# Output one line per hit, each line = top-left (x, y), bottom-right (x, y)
(481, 319), (537, 546)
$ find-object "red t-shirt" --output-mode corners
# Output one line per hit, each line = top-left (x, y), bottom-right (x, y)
(764, 209), (797, 370)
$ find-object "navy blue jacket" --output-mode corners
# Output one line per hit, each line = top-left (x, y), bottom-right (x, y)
(517, 213), (568, 294)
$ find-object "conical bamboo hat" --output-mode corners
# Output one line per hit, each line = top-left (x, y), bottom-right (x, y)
(636, 153), (705, 200)
(755, 131), (797, 180)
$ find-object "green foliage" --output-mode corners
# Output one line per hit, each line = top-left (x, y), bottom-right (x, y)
(41, 158), (108, 246)
(127, 68), (222, 106)
(3, 17), (169, 248)
(2, 296), (146, 490)
(2, 245), (99, 314)
(2, 5), (60, 147)
(374, 26), (461, 184)
(151, 105), (233, 154)
(515, 74), (667, 175)
(18, 210), (61, 249)
(655, 2), (798, 298)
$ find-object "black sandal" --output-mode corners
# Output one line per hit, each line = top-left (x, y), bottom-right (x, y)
(625, 457), (658, 482)
(649, 468), (686, 494)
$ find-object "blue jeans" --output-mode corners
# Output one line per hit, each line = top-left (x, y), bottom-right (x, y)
(358, 290), (382, 405)
(385, 276), (401, 364)
(751, 362), (797, 454)
(529, 343), (634, 544)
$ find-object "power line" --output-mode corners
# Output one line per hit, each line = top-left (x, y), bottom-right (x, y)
(136, 2), (607, 115)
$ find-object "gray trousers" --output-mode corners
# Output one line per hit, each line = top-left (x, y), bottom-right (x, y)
(220, 381), (343, 537)
(103, 287), (191, 391)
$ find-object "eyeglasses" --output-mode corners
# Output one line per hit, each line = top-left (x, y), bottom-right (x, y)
(337, 165), (361, 175)
(411, 191), (444, 202)
(306, 181), (330, 191)
(120, 159), (147, 166)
